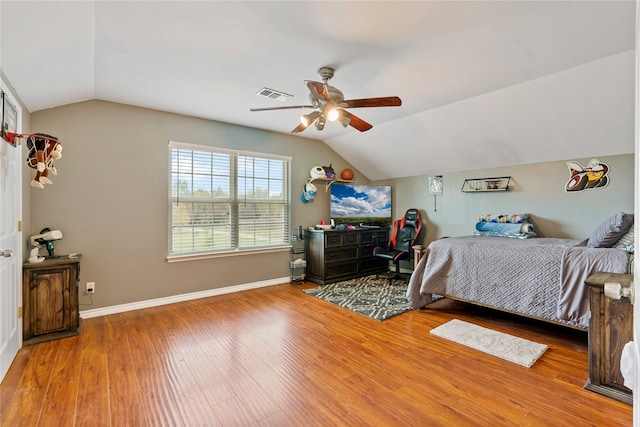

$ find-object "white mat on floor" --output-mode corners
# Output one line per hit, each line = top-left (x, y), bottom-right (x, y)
(430, 319), (548, 368)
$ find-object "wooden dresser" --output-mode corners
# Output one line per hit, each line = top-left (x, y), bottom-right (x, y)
(584, 271), (633, 405)
(22, 255), (81, 344)
(305, 228), (389, 285)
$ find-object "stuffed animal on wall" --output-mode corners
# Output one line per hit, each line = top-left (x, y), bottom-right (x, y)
(25, 133), (62, 189)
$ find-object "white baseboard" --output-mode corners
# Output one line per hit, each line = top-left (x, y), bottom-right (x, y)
(79, 276), (290, 319)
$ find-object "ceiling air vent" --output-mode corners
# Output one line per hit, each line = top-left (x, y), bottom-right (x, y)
(256, 87), (293, 102)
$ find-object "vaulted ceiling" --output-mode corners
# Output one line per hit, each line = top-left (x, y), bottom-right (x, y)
(0, 1), (635, 180)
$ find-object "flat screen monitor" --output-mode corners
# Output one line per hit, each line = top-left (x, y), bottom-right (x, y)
(330, 183), (392, 227)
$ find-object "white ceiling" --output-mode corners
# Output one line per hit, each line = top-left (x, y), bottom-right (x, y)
(0, 1), (635, 180)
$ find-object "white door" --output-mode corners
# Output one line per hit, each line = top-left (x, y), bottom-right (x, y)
(0, 90), (22, 382)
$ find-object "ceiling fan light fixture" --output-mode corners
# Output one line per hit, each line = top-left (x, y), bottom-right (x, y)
(251, 67), (401, 133)
(327, 108), (340, 122)
(300, 111), (320, 126)
(338, 115), (351, 128)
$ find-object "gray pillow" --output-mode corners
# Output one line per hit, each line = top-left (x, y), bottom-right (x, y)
(587, 212), (634, 248)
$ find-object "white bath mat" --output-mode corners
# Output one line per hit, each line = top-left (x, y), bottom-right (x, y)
(430, 319), (548, 368)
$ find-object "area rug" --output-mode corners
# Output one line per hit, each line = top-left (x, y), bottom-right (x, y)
(303, 275), (412, 321)
(430, 319), (548, 368)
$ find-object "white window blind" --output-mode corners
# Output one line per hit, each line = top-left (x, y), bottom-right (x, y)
(168, 141), (290, 257)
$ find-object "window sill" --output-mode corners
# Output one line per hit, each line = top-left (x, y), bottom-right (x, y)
(166, 246), (290, 263)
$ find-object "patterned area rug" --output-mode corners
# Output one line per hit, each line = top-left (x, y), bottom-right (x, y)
(303, 275), (412, 321)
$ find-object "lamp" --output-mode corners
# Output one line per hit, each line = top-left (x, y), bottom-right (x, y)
(327, 108), (340, 122)
(327, 108), (351, 128)
(301, 109), (349, 130)
(300, 111), (321, 127)
(337, 114), (351, 128)
(428, 175), (443, 212)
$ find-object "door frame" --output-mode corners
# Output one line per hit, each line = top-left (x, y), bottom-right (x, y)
(0, 82), (23, 383)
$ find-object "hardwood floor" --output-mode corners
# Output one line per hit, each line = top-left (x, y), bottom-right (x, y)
(0, 281), (632, 426)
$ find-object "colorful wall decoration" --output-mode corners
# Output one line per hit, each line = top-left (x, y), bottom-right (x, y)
(565, 159), (609, 192)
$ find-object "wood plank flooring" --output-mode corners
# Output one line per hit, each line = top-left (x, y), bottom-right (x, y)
(0, 282), (633, 426)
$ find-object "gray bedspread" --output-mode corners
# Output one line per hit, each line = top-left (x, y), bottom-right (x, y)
(406, 236), (629, 329)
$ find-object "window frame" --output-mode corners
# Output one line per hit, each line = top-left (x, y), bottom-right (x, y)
(167, 141), (291, 262)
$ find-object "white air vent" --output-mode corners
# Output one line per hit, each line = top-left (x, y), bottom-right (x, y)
(256, 87), (293, 102)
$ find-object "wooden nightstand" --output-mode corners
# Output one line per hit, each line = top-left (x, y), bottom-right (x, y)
(22, 255), (81, 345)
(412, 245), (425, 269)
(584, 271), (633, 405)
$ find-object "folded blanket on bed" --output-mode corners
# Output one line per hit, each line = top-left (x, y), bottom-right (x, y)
(475, 222), (533, 234)
(474, 221), (537, 238)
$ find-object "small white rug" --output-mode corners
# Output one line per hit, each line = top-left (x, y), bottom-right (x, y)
(430, 319), (548, 368)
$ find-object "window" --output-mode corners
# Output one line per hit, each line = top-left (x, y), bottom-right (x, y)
(168, 141), (290, 259)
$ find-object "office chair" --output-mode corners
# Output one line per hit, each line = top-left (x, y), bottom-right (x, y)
(373, 208), (423, 282)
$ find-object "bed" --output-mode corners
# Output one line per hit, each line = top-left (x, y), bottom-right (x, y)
(406, 212), (634, 329)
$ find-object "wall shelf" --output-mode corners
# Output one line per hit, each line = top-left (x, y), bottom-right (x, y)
(306, 177), (356, 192)
(461, 176), (510, 192)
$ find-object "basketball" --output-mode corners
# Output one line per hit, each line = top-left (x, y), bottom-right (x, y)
(341, 168), (354, 180)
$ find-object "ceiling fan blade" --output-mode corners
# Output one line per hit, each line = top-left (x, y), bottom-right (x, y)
(341, 110), (373, 132)
(305, 80), (330, 101)
(291, 110), (321, 133)
(250, 104), (314, 112)
(341, 96), (402, 108)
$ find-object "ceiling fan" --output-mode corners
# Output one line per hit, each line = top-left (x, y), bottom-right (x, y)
(250, 67), (402, 133)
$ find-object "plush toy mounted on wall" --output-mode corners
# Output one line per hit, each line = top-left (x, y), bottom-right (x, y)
(23, 133), (63, 189)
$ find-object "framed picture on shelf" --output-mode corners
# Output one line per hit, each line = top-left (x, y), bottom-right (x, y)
(1, 91), (18, 146)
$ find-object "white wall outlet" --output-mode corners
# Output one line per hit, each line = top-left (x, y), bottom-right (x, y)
(86, 282), (95, 293)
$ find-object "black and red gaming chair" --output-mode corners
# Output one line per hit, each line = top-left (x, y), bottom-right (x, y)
(373, 208), (423, 280)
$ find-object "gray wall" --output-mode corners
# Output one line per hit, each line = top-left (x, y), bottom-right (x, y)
(28, 100), (370, 309)
(28, 100), (634, 311)
(385, 153), (634, 246)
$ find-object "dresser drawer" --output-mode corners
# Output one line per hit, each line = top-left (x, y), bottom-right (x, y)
(325, 261), (359, 279)
(325, 233), (344, 247)
(326, 247), (358, 262)
(360, 230), (388, 245)
(359, 244), (377, 258)
(360, 257), (388, 272)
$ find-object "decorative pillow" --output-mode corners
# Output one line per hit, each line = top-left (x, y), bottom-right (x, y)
(612, 224), (634, 253)
(587, 212), (634, 248)
(478, 213), (529, 224)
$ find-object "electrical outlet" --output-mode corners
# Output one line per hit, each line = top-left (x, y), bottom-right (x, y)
(86, 282), (95, 294)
